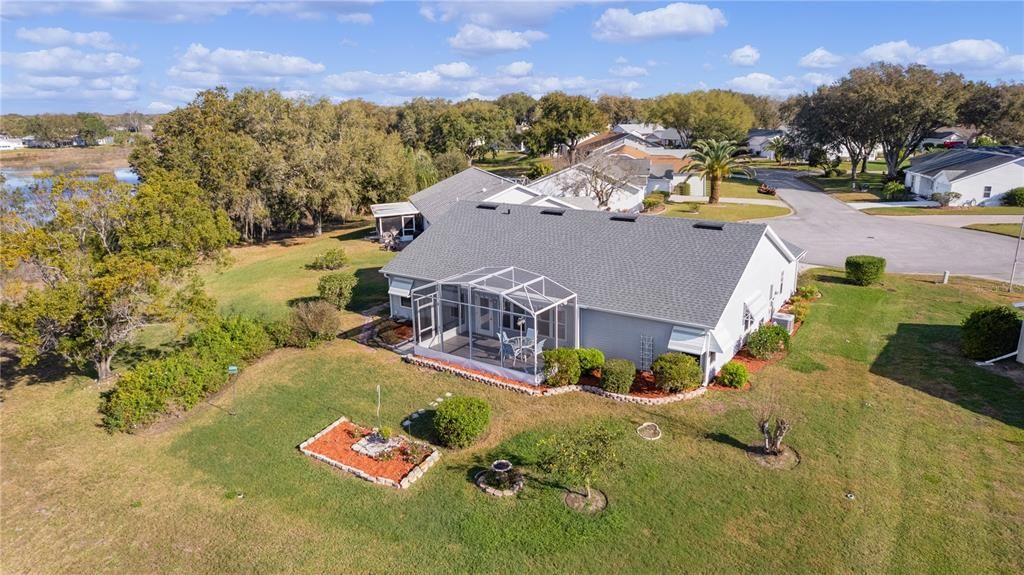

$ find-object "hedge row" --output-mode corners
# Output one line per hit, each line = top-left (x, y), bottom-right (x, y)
(100, 316), (274, 432)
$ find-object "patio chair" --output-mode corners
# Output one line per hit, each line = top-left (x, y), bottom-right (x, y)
(525, 328), (536, 344)
(499, 332), (519, 366)
(523, 338), (547, 362)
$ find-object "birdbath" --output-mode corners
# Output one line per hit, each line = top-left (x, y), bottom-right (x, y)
(476, 459), (523, 496)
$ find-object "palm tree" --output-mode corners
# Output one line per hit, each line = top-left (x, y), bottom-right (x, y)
(766, 136), (787, 165)
(686, 139), (753, 204)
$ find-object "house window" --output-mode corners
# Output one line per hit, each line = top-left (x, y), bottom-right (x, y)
(779, 271), (785, 294)
(743, 305), (755, 331)
(983, 186), (992, 198)
(399, 296), (411, 308)
(769, 283), (775, 301)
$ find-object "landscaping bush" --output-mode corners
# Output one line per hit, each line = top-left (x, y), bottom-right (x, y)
(845, 255), (887, 286)
(642, 196), (662, 211)
(673, 182), (692, 196)
(528, 161), (552, 179)
(575, 348), (605, 374)
(542, 348), (581, 387)
(717, 362), (749, 388)
(433, 396), (490, 448)
(796, 285), (821, 300)
(100, 316), (274, 432)
(881, 181), (908, 201)
(318, 271), (357, 308)
(289, 300), (341, 346)
(745, 324), (790, 360)
(1002, 187), (1024, 207)
(789, 300), (810, 323)
(960, 305), (1022, 360)
(650, 352), (702, 392)
(600, 358), (636, 394)
(306, 248), (348, 270)
(930, 191), (961, 207)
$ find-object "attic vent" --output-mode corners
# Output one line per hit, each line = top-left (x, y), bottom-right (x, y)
(540, 208), (565, 216)
(476, 202), (499, 210)
(693, 221), (725, 230)
(610, 213), (639, 222)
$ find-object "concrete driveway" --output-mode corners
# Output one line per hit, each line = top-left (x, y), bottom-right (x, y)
(755, 169), (1020, 281)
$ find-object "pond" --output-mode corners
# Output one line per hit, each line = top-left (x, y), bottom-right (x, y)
(1, 167), (139, 192)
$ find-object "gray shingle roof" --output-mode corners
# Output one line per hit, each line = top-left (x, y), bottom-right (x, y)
(382, 201), (790, 328)
(409, 168), (516, 224)
(907, 149), (1018, 180)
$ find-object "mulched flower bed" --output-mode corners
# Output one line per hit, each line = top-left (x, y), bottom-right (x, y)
(578, 371), (678, 399)
(301, 418), (437, 488)
(375, 319), (413, 346)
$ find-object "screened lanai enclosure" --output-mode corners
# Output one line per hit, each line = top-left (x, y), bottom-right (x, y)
(410, 267), (579, 385)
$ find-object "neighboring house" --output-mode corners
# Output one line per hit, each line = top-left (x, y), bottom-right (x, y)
(370, 168), (585, 240)
(96, 136), (115, 146)
(904, 149), (1024, 206)
(0, 136), (26, 151)
(600, 142), (706, 196)
(920, 127), (976, 150)
(612, 123), (684, 148)
(381, 201), (804, 386)
(529, 155), (648, 212)
(746, 129), (785, 159)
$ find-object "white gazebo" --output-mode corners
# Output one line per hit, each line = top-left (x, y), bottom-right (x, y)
(410, 267), (578, 385)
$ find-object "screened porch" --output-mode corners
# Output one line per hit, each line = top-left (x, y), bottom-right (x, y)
(410, 267), (579, 385)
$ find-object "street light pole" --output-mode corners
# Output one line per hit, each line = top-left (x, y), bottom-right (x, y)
(1010, 213), (1024, 293)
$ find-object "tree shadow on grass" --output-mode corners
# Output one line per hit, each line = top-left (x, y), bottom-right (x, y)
(871, 323), (1024, 428)
(1, 347), (79, 388)
(348, 267), (388, 313)
(703, 432), (758, 454)
(332, 225), (373, 243)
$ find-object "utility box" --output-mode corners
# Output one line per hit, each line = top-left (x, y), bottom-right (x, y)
(773, 312), (796, 334)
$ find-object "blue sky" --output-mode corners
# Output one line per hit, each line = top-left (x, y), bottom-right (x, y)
(1, 1), (1022, 114)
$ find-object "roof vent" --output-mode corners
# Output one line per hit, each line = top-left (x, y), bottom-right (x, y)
(476, 202), (499, 210)
(540, 208), (565, 216)
(610, 213), (639, 222)
(693, 221), (725, 230)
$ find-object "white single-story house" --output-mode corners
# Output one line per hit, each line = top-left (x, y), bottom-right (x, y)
(529, 156), (648, 213)
(381, 202), (805, 386)
(904, 149), (1024, 206)
(0, 136), (26, 151)
(613, 123), (684, 148)
(746, 129), (785, 159)
(920, 127), (974, 150)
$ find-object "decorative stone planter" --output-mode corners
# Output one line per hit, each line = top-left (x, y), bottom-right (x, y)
(475, 459), (524, 497)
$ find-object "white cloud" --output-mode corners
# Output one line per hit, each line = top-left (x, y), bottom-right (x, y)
(609, 65), (648, 77)
(325, 70), (444, 94)
(860, 38), (1022, 72)
(799, 47), (841, 68)
(498, 61), (534, 76)
(614, 56), (628, 64)
(418, 2), (569, 27)
(448, 24), (548, 55)
(727, 72), (831, 97)
(2, 69), (138, 102)
(337, 12), (373, 25)
(146, 101), (177, 113)
(15, 27), (117, 50)
(433, 61), (476, 79)
(1, 46), (140, 76)
(168, 43), (325, 86)
(593, 3), (726, 42)
(729, 45), (760, 66)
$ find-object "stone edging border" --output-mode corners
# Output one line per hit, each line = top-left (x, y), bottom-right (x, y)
(298, 415), (441, 489)
(474, 470), (524, 497)
(406, 355), (706, 405)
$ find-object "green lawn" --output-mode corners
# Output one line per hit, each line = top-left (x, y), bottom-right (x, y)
(805, 172), (888, 202)
(203, 221), (396, 321)
(4, 261), (1024, 569)
(964, 223), (1023, 238)
(864, 206), (1024, 216)
(662, 201), (791, 221)
(716, 177), (764, 200)
(474, 151), (544, 179)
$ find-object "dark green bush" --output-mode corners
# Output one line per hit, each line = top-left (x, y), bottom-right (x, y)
(651, 352), (702, 392)
(575, 348), (605, 374)
(306, 248), (348, 270)
(318, 271), (357, 308)
(960, 305), (1021, 360)
(433, 396), (490, 448)
(717, 362), (749, 388)
(642, 196), (663, 210)
(845, 255), (886, 286)
(600, 358), (636, 394)
(542, 347), (581, 387)
(100, 316), (274, 432)
(745, 324), (790, 359)
(929, 191), (961, 207)
(1002, 187), (1024, 207)
(796, 285), (820, 300)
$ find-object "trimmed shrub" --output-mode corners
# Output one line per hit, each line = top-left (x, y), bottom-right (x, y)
(881, 181), (908, 201)
(960, 305), (1022, 360)
(789, 299), (810, 323)
(318, 271), (357, 308)
(575, 348), (605, 374)
(100, 316), (274, 432)
(289, 300), (341, 346)
(600, 358), (636, 394)
(845, 255), (886, 286)
(542, 348), (581, 387)
(930, 191), (961, 207)
(306, 248), (348, 270)
(528, 160), (553, 179)
(1002, 187), (1024, 207)
(745, 324), (790, 360)
(642, 195), (663, 210)
(650, 352), (702, 392)
(796, 285), (821, 300)
(433, 396), (490, 448)
(717, 362), (749, 388)
(673, 181), (692, 196)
